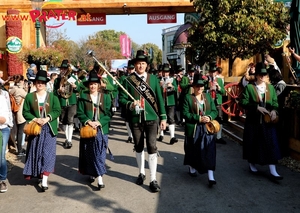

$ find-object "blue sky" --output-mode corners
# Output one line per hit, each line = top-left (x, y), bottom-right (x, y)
(48, 13), (184, 48)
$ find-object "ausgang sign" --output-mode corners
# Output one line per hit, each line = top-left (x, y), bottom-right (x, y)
(147, 12), (177, 24)
(77, 13), (106, 25)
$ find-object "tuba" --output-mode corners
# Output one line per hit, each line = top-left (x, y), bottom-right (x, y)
(57, 64), (75, 99)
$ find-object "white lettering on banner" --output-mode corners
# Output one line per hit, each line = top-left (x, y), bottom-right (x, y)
(92, 17), (104, 21)
(149, 15), (176, 21)
(138, 83), (147, 92)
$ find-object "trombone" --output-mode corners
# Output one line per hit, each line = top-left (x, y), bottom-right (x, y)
(282, 52), (298, 82)
(86, 50), (135, 101)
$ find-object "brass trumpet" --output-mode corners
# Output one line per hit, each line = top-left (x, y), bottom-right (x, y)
(57, 64), (76, 99)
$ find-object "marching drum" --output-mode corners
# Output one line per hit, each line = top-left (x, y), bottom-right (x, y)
(205, 120), (220, 134)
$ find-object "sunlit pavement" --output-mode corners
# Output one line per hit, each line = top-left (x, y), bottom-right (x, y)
(2, 111), (300, 213)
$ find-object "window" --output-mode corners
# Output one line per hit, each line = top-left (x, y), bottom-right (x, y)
(166, 35), (174, 53)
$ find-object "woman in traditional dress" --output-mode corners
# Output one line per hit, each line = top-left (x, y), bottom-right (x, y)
(22, 70), (61, 191)
(240, 62), (283, 180)
(182, 72), (218, 186)
(77, 71), (113, 190)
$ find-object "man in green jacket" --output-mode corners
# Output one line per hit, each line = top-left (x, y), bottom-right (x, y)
(54, 60), (80, 149)
(175, 65), (189, 125)
(158, 63), (178, 144)
(119, 50), (167, 193)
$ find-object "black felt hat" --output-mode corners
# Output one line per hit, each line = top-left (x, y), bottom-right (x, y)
(33, 70), (50, 83)
(60, 59), (69, 68)
(157, 64), (163, 71)
(187, 67), (197, 73)
(209, 61), (218, 72)
(177, 65), (185, 72)
(192, 73), (205, 86)
(127, 60), (135, 69)
(255, 62), (268, 75)
(132, 50), (149, 64)
(162, 63), (170, 72)
(83, 71), (101, 87)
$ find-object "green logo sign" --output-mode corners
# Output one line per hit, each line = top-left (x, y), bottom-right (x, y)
(273, 40), (283, 49)
(6, 36), (22, 54)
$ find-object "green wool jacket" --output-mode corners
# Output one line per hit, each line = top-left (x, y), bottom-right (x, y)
(239, 83), (278, 123)
(77, 78), (88, 93)
(53, 75), (80, 107)
(23, 92), (61, 136)
(179, 76), (190, 94)
(205, 77), (225, 105)
(182, 93), (218, 138)
(119, 73), (167, 123)
(77, 90), (112, 135)
(107, 75), (119, 99)
(161, 77), (178, 106)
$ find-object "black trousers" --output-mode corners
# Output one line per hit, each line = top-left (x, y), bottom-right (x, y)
(215, 104), (223, 124)
(166, 105), (176, 125)
(130, 120), (159, 154)
(61, 104), (77, 125)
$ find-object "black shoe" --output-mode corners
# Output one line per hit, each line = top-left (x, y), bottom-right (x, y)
(41, 185), (48, 192)
(188, 171), (197, 177)
(270, 174), (283, 181)
(127, 137), (133, 143)
(89, 176), (95, 183)
(17, 149), (26, 157)
(188, 167), (197, 177)
(98, 184), (105, 190)
(170, 137), (178, 145)
(249, 167), (259, 175)
(216, 138), (227, 144)
(208, 179), (217, 186)
(65, 141), (72, 149)
(17, 152), (26, 157)
(157, 136), (164, 142)
(136, 173), (146, 185)
(176, 121), (182, 126)
(149, 180), (161, 192)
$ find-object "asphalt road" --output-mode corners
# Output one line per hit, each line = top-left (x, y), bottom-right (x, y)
(1, 111), (300, 213)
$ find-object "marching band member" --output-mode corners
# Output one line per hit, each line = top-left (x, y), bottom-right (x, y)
(206, 62), (226, 144)
(175, 65), (189, 125)
(158, 63), (178, 144)
(119, 50), (167, 193)
(54, 60), (80, 149)
(182, 72), (218, 186)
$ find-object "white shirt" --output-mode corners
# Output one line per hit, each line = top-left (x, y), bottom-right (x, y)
(0, 90), (13, 128)
(136, 72), (147, 81)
